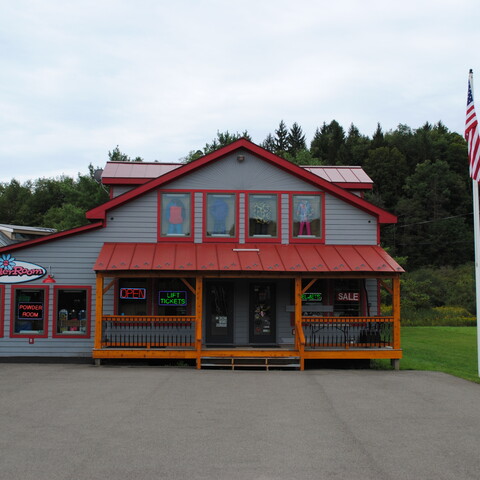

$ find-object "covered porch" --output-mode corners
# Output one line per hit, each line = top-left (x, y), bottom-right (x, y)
(92, 242), (402, 369)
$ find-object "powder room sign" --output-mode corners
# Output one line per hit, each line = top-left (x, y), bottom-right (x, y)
(0, 255), (47, 284)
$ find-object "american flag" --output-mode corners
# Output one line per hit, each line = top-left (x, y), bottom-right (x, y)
(466, 70), (480, 181)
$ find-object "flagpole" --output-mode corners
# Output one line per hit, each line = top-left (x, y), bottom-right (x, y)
(467, 69), (480, 376)
(473, 178), (480, 376)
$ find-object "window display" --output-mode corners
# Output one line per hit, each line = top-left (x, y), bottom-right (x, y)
(55, 288), (89, 335)
(292, 194), (322, 238)
(248, 194), (278, 237)
(206, 194), (236, 237)
(160, 193), (191, 237)
(13, 287), (46, 335)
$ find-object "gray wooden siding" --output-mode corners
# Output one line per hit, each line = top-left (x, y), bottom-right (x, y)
(365, 279), (379, 315)
(111, 185), (135, 197)
(165, 150), (315, 191)
(194, 192), (203, 243)
(239, 194), (245, 243)
(104, 191), (158, 241)
(281, 194), (289, 244)
(325, 194), (377, 245)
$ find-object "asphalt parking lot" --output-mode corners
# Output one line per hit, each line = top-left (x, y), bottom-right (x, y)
(0, 363), (479, 480)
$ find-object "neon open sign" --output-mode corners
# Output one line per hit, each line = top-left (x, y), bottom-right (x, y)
(119, 288), (146, 299)
(159, 291), (187, 306)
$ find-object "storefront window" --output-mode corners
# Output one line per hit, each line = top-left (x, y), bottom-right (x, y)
(13, 287), (47, 336)
(206, 193), (236, 238)
(248, 194), (278, 238)
(118, 279), (148, 315)
(156, 279), (194, 316)
(160, 193), (191, 237)
(292, 194), (322, 238)
(301, 279), (330, 317)
(334, 279), (362, 317)
(54, 287), (90, 336)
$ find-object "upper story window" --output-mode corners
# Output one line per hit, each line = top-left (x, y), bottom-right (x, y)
(206, 193), (236, 239)
(160, 192), (192, 239)
(292, 194), (323, 240)
(248, 194), (278, 239)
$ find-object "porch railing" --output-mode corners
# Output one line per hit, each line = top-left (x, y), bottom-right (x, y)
(100, 315), (196, 348)
(301, 316), (395, 349)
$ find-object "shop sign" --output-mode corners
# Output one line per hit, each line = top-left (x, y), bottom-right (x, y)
(120, 287), (146, 299)
(336, 292), (360, 302)
(0, 255), (46, 284)
(301, 292), (323, 302)
(159, 290), (187, 306)
(18, 302), (44, 320)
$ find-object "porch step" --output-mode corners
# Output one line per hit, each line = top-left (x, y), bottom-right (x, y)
(201, 357), (301, 371)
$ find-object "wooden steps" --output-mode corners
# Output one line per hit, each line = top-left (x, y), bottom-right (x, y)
(201, 356), (300, 371)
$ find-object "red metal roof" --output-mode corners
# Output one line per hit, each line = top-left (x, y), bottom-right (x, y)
(94, 243), (404, 273)
(101, 162), (181, 185)
(303, 166), (373, 189)
(102, 161), (372, 189)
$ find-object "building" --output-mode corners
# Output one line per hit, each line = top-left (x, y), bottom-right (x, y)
(0, 139), (403, 369)
(0, 224), (56, 247)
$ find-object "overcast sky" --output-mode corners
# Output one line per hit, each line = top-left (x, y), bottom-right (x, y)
(1, 0), (479, 183)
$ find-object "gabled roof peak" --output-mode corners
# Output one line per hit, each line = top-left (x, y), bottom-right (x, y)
(87, 138), (395, 224)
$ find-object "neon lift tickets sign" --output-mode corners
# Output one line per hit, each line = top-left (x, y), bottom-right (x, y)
(159, 291), (187, 306)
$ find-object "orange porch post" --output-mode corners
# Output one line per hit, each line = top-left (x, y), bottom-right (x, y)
(392, 275), (401, 369)
(195, 275), (203, 369)
(94, 274), (104, 364)
(294, 277), (305, 371)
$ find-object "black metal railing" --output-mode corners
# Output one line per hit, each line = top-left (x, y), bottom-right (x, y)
(302, 316), (394, 349)
(101, 316), (196, 348)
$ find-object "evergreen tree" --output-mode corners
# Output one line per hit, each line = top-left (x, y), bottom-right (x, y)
(310, 120), (345, 164)
(261, 133), (276, 153)
(274, 120), (289, 156)
(287, 122), (306, 157)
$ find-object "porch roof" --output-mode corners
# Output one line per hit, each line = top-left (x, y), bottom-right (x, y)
(94, 243), (404, 274)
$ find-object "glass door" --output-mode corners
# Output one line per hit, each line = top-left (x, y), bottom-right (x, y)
(205, 282), (234, 344)
(249, 283), (276, 344)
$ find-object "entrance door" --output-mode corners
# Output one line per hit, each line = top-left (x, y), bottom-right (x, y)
(249, 283), (276, 344)
(205, 282), (234, 344)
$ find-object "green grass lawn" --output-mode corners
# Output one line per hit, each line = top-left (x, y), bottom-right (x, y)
(376, 326), (480, 383)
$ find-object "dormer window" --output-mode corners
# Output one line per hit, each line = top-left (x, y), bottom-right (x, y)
(247, 194), (278, 239)
(292, 194), (323, 240)
(206, 193), (236, 238)
(159, 192), (192, 239)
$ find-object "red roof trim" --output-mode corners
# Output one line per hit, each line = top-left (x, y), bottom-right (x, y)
(0, 222), (104, 253)
(87, 139), (397, 224)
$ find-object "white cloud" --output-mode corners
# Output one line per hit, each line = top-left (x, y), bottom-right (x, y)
(0, 0), (479, 183)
